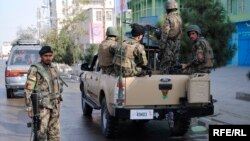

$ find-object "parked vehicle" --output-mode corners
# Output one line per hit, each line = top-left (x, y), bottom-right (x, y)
(79, 53), (214, 138)
(5, 39), (41, 98)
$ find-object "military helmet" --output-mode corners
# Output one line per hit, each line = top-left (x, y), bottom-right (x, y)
(106, 27), (118, 37)
(187, 25), (201, 35)
(165, 0), (178, 10)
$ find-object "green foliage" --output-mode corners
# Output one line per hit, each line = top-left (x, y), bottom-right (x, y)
(84, 44), (98, 63)
(180, 0), (236, 67)
(15, 26), (37, 40)
(41, 1), (89, 65)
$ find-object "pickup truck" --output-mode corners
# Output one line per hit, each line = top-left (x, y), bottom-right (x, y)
(79, 54), (214, 138)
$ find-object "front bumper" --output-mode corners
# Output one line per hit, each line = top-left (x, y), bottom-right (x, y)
(114, 104), (214, 120)
(5, 84), (25, 89)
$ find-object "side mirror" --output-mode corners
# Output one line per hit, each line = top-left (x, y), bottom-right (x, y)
(81, 63), (90, 71)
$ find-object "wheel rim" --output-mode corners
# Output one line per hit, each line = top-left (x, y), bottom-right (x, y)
(102, 108), (107, 129)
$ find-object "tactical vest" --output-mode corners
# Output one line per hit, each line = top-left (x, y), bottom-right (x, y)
(31, 63), (61, 109)
(113, 39), (138, 69)
(166, 12), (182, 40)
(98, 38), (117, 67)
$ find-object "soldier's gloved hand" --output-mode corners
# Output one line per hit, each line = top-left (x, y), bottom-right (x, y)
(147, 69), (152, 77)
(141, 66), (152, 77)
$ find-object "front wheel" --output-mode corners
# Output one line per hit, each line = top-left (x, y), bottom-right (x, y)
(81, 84), (93, 116)
(6, 88), (14, 98)
(101, 98), (118, 138)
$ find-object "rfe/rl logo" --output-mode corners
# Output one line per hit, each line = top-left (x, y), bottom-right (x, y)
(209, 125), (250, 141)
(213, 129), (247, 136)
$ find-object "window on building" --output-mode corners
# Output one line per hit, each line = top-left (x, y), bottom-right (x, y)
(96, 11), (102, 21)
(227, 0), (237, 14)
(238, 0), (245, 13)
(106, 11), (112, 21)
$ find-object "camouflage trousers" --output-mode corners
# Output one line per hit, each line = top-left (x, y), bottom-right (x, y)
(101, 65), (114, 75)
(158, 39), (180, 74)
(114, 65), (145, 77)
(38, 103), (60, 141)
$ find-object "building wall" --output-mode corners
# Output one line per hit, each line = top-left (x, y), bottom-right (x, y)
(127, 0), (182, 24)
(219, 0), (250, 66)
(81, 0), (115, 48)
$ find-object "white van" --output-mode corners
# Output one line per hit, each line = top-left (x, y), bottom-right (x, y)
(5, 39), (41, 98)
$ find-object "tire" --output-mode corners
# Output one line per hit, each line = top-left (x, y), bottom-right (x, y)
(169, 113), (191, 137)
(80, 82), (83, 92)
(81, 84), (93, 116)
(6, 88), (14, 98)
(101, 98), (118, 138)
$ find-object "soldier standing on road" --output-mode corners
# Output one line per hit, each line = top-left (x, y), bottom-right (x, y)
(98, 27), (119, 74)
(25, 45), (63, 141)
(159, 0), (182, 74)
(113, 24), (148, 77)
(181, 25), (214, 73)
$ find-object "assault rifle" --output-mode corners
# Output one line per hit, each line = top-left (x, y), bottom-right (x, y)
(59, 76), (68, 87)
(27, 93), (41, 141)
(123, 22), (162, 40)
(168, 62), (183, 74)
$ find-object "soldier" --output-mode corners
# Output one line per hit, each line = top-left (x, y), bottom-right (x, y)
(98, 26), (118, 74)
(113, 24), (148, 77)
(159, 0), (182, 74)
(25, 46), (63, 141)
(181, 25), (214, 73)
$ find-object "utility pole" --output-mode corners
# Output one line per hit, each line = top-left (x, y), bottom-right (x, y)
(103, 0), (106, 40)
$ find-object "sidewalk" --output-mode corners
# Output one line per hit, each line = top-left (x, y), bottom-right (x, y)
(197, 66), (250, 126)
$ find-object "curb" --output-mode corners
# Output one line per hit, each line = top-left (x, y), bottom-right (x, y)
(236, 92), (250, 101)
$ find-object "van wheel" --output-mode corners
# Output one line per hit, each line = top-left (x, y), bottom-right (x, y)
(169, 114), (191, 137)
(6, 88), (13, 98)
(81, 85), (93, 116)
(101, 98), (118, 138)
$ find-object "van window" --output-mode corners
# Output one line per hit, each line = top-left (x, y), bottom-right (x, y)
(10, 50), (40, 65)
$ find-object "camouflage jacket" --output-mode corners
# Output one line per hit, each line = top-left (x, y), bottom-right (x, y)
(189, 37), (214, 73)
(98, 37), (118, 67)
(25, 62), (62, 111)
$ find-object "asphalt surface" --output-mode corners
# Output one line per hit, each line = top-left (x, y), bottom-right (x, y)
(197, 66), (250, 126)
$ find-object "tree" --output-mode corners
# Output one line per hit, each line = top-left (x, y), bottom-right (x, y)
(180, 0), (236, 68)
(42, 0), (89, 65)
(84, 44), (98, 63)
(15, 26), (37, 40)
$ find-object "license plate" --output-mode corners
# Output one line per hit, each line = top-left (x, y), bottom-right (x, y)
(130, 109), (154, 120)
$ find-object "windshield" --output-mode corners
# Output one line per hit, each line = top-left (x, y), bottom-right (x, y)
(10, 49), (40, 65)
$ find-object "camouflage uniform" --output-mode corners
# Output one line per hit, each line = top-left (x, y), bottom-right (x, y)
(187, 37), (214, 73)
(113, 37), (148, 77)
(98, 37), (117, 74)
(159, 0), (182, 74)
(25, 62), (62, 141)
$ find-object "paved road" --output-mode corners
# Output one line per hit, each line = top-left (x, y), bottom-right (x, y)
(204, 66), (250, 125)
(0, 59), (208, 141)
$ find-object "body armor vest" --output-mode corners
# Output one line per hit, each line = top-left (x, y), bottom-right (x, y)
(166, 13), (182, 40)
(98, 38), (117, 67)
